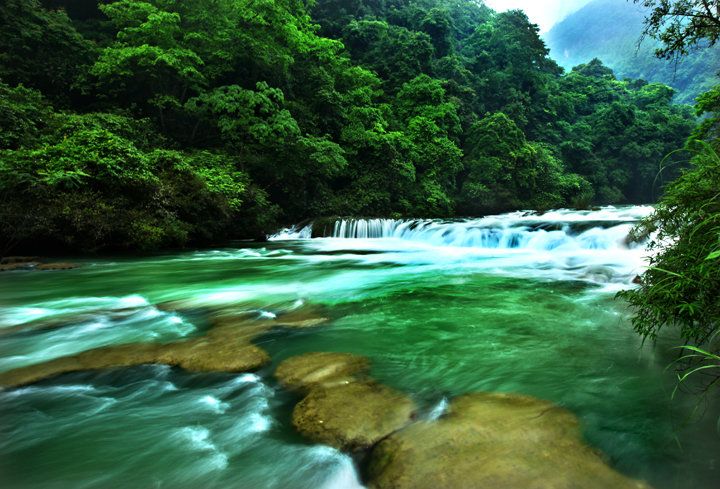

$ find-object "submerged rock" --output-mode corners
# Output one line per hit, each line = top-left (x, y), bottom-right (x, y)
(0, 262), (39, 271)
(0, 257), (80, 272)
(275, 352), (370, 392)
(0, 344), (160, 388)
(156, 299), (331, 329)
(366, 392), (652, 489)
(0, 256), (40, 264)
(0, 306), (331, 388)
(37, 262), (80, 271)
(293, 381), (416, 452)
(274, 317), (330, 328)
(155, 336), (270, 373)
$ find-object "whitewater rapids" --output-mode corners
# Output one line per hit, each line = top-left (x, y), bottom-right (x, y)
(269, 206), (654, 291)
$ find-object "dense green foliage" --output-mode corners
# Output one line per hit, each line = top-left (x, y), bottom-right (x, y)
(620, 0), (720, 393)
(622, 143), (720, 338)
(0, 87), (272, 252)
(546, 0), (720, 105)
(0, 0), (697, 252)
(620, 140), (720, 392)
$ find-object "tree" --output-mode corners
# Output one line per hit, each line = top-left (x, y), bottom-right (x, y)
(619, 142), (720, 394)
(420, 7), (453, 57)
(0, 0), (94, 104)
(458, 112), (591, 214)
(622, 0), (720, 397)
(0, 85), (271, 252)
(0, 82), (52, 150)
(343, 20), (434, 94)
(634, 0), (720, 58)
(462, 10), (562, 134)
(90, 1), (206, 125)
(692, 84), (720, 141)
(0, 0), (705, 253)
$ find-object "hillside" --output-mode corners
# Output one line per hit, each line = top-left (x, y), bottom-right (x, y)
(0, 0), (697, 253)
(544, 0), (720, 104)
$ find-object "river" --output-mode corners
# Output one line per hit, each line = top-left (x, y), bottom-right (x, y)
(0, 206), (718, 488)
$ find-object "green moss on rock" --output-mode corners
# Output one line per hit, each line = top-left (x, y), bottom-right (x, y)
(366, 392), (653, 489)
(292, 381), (416, 452)
(275, 352), (370, 392)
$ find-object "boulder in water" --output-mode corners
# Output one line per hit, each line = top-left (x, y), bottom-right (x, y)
(276, 352), (370, 392)
(277, 351), (416, 451)
(366, 392), (652, 489)
(293, 381), (416, 452)
(0, 343), (160, 388)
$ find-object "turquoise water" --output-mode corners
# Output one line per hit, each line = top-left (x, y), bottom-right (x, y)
(0, 207), (718, 488)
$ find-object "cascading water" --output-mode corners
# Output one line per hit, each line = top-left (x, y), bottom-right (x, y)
(269, 224), (313, 240)
(268, 206), (654, 288)
(269, 206), (653, 247)
(331, 218), (406, 239)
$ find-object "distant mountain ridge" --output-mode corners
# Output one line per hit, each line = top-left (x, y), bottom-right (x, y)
(544, 0), (720, 104)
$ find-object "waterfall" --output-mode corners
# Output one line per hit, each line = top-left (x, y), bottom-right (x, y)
(332, 218), (406, 239)
(269, 224), (313, 240)
(268, 206), (653, 254)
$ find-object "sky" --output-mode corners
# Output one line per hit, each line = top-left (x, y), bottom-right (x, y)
(484, 0), (594, 32)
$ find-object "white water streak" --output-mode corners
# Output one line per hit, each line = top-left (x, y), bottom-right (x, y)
(267, 206), (654, 288)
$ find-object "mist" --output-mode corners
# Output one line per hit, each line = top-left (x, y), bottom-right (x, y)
(484, 0), (595, 32)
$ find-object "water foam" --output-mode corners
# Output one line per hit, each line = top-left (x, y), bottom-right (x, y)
(0, 294), (150, 328)
(269, 224), (313, 240)
(198, 395), (230, 414)
(3, 384), (98, 398)
(175, 426), (217, 451)
(267, 206), (652, 288)
(312, 446), (366, 489)
(428, 397), (450, 420)
(0, 298), (197, 372)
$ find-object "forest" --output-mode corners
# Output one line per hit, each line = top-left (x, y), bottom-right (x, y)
(1, 1), (720, 488)
(0, 0), (699, 252)
(545, 0), (720, 105)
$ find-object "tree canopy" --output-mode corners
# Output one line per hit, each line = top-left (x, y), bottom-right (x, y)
(0, 0), (698, 252)
(634, 0), (720, 58)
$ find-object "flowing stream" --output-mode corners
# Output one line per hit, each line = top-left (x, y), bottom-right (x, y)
(1, 206), (718, 488)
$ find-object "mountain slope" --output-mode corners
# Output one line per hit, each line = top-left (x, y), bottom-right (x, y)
(544, 0), (720, 104)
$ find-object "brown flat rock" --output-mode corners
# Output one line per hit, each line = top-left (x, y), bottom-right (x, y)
(276, 352), (370, 392)
(0, 256), (40, 264)
(0, 306), (333, 388)
(0, 344), (160, 388)
(274, 317), (330, 328)
(292, 381), (416, 452)
(366, 392), (652, 489)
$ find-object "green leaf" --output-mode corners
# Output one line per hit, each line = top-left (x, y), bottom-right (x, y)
(705, 250), (720, 260)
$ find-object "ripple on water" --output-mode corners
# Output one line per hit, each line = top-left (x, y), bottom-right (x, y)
(198, 395), (230, 414)
(174, 426), (230, 472)
(0, 298), (197, 372)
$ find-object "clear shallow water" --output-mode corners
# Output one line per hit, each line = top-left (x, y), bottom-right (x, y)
(1, 207), (719, 488)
